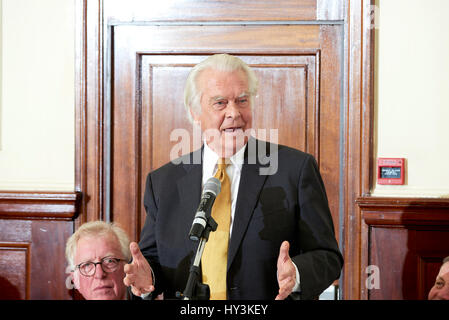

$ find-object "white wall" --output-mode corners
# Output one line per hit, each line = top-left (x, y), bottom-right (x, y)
(373, 0), (449, 197)
(0, 1), (2, 150)
(0, 0), (75, 191)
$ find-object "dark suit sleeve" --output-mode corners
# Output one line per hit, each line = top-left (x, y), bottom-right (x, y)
(291, 154), (343, 300)
(138, 173), (166, 298)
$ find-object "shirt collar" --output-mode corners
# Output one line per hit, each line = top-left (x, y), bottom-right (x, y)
(203, 142), (246, 173)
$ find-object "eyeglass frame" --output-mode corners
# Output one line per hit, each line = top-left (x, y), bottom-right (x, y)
(74, 256), (125, 277)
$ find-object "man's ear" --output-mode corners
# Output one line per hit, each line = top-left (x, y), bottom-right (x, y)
(189, 107), (198, 122)
(189, 107), (202, 126)
(72, 271), (80, 289)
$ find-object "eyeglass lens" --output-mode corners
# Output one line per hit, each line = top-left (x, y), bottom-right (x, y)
(78, 257), (121, 276)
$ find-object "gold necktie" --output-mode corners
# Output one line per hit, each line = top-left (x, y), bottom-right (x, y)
(201, 159), (231, 300)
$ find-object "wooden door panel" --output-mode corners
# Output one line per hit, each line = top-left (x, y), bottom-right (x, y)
(0, 219), (74, 299)
(316, 25), (342, 223)
(0, 192), (80, 299)
(247, 55), (317, 155)
(0, 243), (30, 299)
(115, 25), (321, 52)
(112, 24), (342, 243)
(140, 54), (318, 169)
(359, 197), (449, 299)
(141, 55), (205, 173)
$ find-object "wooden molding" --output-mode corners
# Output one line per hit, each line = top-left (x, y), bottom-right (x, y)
(357, 197), (449, 226)
(0, 192), (82, 220)
(339, 0), (376, 300)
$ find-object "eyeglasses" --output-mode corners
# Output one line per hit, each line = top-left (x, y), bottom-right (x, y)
(75, 257), (124, 277)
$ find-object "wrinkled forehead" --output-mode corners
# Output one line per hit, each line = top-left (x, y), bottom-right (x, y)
(439, 262), (449, 276)
(198, 68), (248, 88)
(75, 234), (121, 263)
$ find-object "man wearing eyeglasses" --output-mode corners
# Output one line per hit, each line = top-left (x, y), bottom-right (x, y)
(65, 221), (131, 300)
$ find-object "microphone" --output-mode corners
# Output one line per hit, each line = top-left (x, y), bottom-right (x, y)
(189, 177), (221, 241)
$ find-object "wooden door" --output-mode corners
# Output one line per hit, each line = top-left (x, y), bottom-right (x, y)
(109, 12), (343, 247)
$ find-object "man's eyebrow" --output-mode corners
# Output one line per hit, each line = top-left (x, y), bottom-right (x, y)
(210, 96), (226, 101)
(79, 253), (117, 263)
(210, 93), (250, 101)
(237, 92), (250, 98)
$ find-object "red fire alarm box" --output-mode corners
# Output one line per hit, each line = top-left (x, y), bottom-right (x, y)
(377, 158), (405, 185)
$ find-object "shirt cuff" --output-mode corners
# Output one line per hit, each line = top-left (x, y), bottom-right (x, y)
(140, 292), (151, 299)
(292, 262), (301, 292)
(140, 292), (151, 300)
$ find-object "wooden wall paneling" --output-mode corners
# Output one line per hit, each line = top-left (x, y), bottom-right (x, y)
(104, 0), (321, 23)
(0, 242), (31, 299)
(317, 25), (343, 231)
(417, 253), (445, 300)
(341, 0), (375, 299)
(29, 220), (75, 299)
(0, 192), (81, 299)
(75, 0), (88, 228)
(368, 226), (410, 300)
(358, 197), (449, 300)
(75, 0), (105, 227)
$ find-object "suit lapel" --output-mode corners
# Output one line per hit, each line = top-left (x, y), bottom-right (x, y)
(227, 138), (269, 270)
(177, 148), (203, 254)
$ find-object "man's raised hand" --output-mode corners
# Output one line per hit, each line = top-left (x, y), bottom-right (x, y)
(123, 242), (154, 296)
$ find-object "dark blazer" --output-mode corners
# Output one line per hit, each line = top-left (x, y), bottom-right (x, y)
(139, 138), (343, 300)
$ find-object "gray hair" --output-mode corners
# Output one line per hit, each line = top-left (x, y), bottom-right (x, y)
(65, 220), (131, 270)
(183, 53), (259, 123)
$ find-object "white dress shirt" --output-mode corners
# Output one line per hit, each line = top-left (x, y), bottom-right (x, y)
(202, 142), (246, 237)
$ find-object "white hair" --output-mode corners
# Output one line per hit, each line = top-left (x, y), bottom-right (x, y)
(183, 53), (259, 123)
(65, 220), (131, 270)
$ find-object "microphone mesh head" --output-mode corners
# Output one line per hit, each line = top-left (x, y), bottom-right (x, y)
(203, 177), (221, 196)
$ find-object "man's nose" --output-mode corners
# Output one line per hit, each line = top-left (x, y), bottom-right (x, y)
(94, 263), (106, 278)
(225, 101), (241, 118)
(437, 287), (449, 300)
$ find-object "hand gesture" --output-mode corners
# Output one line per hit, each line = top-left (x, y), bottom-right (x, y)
(123, 242), (155, 296)
(275, 241), (296, 300)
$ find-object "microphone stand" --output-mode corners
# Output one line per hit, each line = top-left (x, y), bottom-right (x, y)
(179, 215), (217, 300)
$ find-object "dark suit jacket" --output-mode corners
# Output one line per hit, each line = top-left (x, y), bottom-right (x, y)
(139, 138), (343, 300)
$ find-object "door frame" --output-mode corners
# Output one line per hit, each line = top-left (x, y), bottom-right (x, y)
(75, 0), (375, 300)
